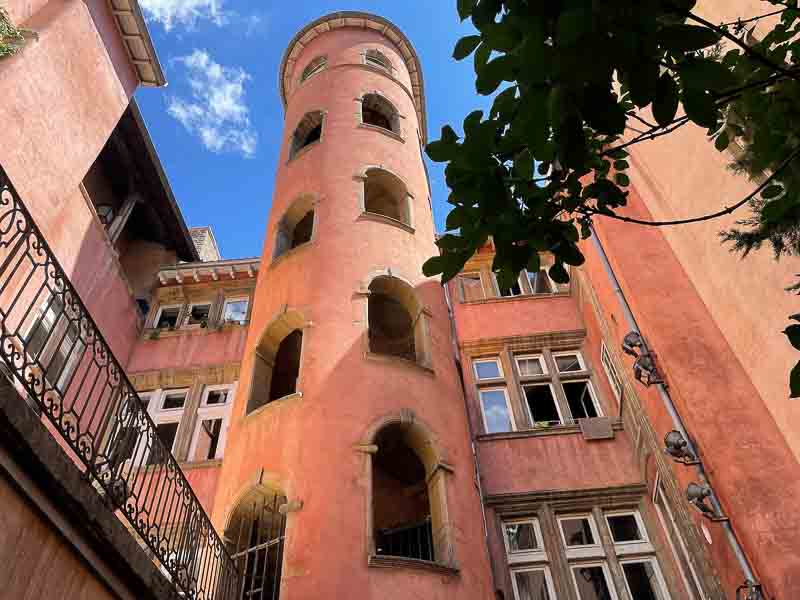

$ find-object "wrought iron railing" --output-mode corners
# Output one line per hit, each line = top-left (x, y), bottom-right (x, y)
(0, 166), (239, 599)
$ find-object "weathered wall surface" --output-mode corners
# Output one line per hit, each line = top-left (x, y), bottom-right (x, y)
(627, 0), (800, 462)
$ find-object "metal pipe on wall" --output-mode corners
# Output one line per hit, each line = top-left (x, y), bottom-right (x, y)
(589, 227), (759, 587)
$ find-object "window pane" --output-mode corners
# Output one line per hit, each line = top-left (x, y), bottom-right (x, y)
(157, 307), (180, 329)
(517, 357), (544, 377)
(527, 270), (553, 294)
(622, 562), (664, 600)
(162, 392), (186, 410)
(560, 518), (596, 546)
(497, 275), (522, 297)
(474, 359), (502, 380)
(188, 304), (211, 324)
(514, 570), (551, 600)
(206, 389), (229, 405)
(608, 514), (643, 543)
(148, 422), (179, 465)
(556, 354), (582, 372)
(480, 389), (513, 433)
(505, 522), (539, 552)
(224, 300), (249, 324)
(563, 381), (598, 419)
(523, 385), (561, 426)
(572, 565), (613, 600)
(193, 418), (223, 461)
(460, 273), (484, 302)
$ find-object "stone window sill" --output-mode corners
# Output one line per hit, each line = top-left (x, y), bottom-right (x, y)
(242, 391), (303, 423)
(358, 211), (415, 234)
(368, 554), (459, 575)
(477, 419), (623, 441)
(460, 292), (570, 306)
(365, 351), (434, 376)
(142, 323), (246, 340)
(358, 122), (405, 143)
(269, 240), (315, 270)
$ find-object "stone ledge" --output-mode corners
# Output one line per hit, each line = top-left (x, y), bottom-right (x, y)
(477, 419), (623, 441)
(367, 554), (460, 576)
(0, 378), (175, 600)
(365, 352), (435, 376)
(357, 122), (405, 143)
(357, 211), (416, 234)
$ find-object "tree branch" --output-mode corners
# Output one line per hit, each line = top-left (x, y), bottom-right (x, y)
(585, 145), (800, 226)
(718, 8), (789, 29)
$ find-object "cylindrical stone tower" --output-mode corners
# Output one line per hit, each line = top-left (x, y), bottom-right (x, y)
(212, 12), (493, 599)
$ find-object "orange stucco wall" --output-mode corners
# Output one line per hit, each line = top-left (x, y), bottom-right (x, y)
(129, 328), (248, 373)
(583, 184), (800, 597)
(211, 21), (495, 599)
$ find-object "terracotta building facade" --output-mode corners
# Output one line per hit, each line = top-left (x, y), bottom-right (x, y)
(0, 4), (798, 600)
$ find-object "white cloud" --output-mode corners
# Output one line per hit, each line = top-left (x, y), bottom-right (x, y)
(139, 0), (228, 30)
(167, 50), (258, 158)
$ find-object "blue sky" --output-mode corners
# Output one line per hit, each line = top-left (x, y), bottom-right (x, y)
(135, 1), (491, 259)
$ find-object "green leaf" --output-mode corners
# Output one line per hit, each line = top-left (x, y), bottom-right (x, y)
(653, 74), (680, 127)
(490, 85), (518, 121)
(614, 160), (629, 170)
(581, 86), (626, 135)
(714, 131), (730, 151)
(682, 89), (718, 128)
(483, 22), (520, 52)
(453, 35), (481, 60)
(473, 42), (490, 74)
(457, 0), (476, 21)
(790, 361), (800, 398)
(658, 24), (721, 52)
(422, 255), (445, 277)
(426, 140), (458, 162)
(436, 234), (463, 250)
(784, 324), (800, 350)
(615, 173), (630, 187)
(476, 56), (515, 95)
(626, 62), (660, 108)
(549, 263), (570, 284)
(463, 110), (483, 137)
(445, 205), (467, 231)
(762, 184), (784, 200)
(557, 9), (590, 46)
(679, 58), (738, 93)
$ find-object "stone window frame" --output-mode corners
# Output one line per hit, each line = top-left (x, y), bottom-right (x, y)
(271, 193), (319, 265)
(472, 346), (607, 436)
(182, 301), (212, 329)
(287, 110), (326, 162)
(494, 489), (679, 600)
(299, 55), (327, 83)
(355, 166), (416, 234)
(457, 271), (487, 302)
(363, 48), (393, 73)
(187, 383), (235, 462)
(359, 411), (459, 574)
(356, 91), (405, 142)
(222, 296), (250, 325)
(502, 517), (547, 564)
(153, 303), (184, 330)
(354, 269), (434, 372)
(456, 254), (571, 305)
(557, 512), (605, 559)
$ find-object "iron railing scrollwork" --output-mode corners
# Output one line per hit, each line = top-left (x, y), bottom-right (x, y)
(0, 166), (239, 599)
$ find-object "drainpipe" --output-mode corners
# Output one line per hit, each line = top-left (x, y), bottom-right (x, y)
(442, 279), (499, 595)
(589, 227), (760, 592)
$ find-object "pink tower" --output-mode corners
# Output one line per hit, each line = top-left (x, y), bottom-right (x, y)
(211, 12), (494, 599)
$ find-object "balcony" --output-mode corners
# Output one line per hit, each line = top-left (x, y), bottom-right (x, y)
(0, 167), (239, 599)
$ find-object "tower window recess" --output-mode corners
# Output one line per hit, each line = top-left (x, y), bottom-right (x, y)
(300, 56), (326, 82)
(372, 423), (434, 562)
(274, 194), (315, 260)
(363, 168), (412, 227)
(289, 111), (323, 160)
(247, 312), (305, 414)
(367, 276), (430, 366)
(225, 488), (287, 600)
(365, 49), (392, 72)
(361, 94), (401, 135)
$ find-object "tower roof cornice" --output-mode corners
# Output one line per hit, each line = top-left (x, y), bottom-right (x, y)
(279, 11), (428, 143)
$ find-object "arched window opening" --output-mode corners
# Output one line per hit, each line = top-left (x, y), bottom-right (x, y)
(300, 56), (326, 82)
(289, 111), (323, 160)
(361, 94), (400, 135)
(373, 424), (433, 561)
(273, 194), (316, 260)
(225, 488), (287, 600)
(247, 312), (305, 415)
(365, 49), (392, 72)
(367, 276), (429, 366)
(363, 169), (411, 226)
(269, 330), (302, 402)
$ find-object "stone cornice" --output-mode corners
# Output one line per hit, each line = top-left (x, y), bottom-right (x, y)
(485, 484), (648, 513)
(460, 329), (587, 356)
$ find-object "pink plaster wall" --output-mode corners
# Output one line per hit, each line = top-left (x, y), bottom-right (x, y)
(582, 185), (800, 598)
(129, 328), (248, 373)
(212, 22), (495, 600)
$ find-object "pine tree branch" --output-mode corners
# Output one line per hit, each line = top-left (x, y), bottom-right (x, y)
(584, 145), (800, 226)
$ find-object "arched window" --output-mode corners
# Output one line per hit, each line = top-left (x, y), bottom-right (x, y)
(225, 487), (287, 599)
(367, 275), (430, 366)
(274, 194), (316, 260)
(300, 56), (326, 82)
(361, 94), (400, 135)
(363, 168), (411, 227)
(367, 417), (454, 567)
(247, 312), (305, 414)
(289, 111), (323, 160)
(365, 49), (392, 72)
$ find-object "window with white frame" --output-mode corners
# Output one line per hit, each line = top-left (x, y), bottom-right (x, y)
(570, 561), (618, 600)
(494, 271), (524, 297)
(474, 357), (503, 381)
(522, 383), (563, 427)
(458, 272), (485, 302)
(558, 514), (603, 556)
(479, 388), (515, 434)
(619, 558), (670, 600)
(188, 384), (234, 462)
(516, 355), (547, 377)
(511, 566), (557, 600)
(155, 304), (181, 329)
(525, 268), (555, 294)
(185, 303), (211, 327)
(222, 297), (249, 325)
(503, 518), (546, 563)
(601, 342), (623, 401)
